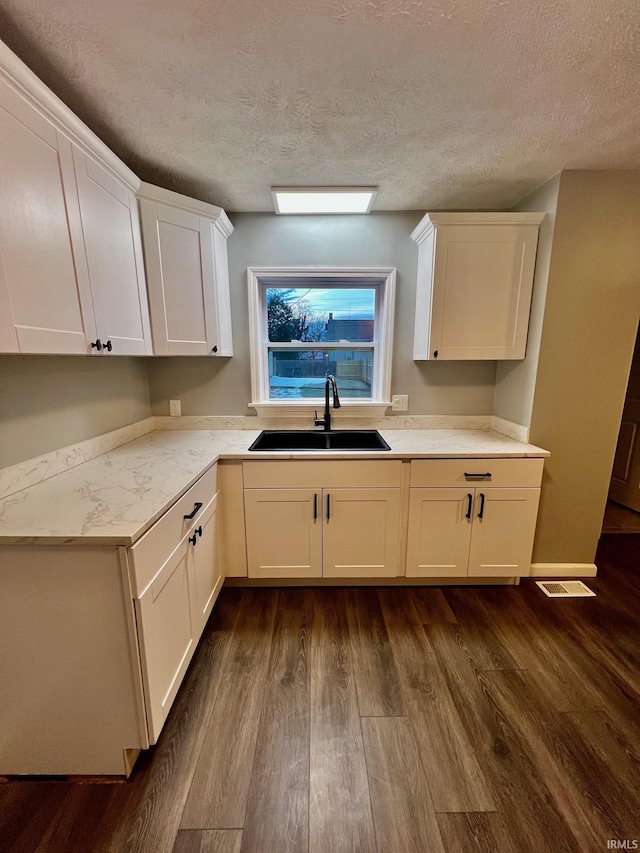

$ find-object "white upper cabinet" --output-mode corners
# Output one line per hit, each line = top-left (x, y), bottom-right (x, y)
(0, 40), (152, 356)
(0, 78), (96, 354)
(411, 212), (544, 360)
(138, 183), (234, 357)
(72, 147), (152, 355)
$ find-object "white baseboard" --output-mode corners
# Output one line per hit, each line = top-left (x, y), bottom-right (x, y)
(529, 563), (598, 578)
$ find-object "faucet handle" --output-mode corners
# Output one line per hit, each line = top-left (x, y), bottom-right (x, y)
(314, 410), (324, 427)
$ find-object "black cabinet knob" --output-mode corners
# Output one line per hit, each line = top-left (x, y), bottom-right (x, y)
(212, 345), (218, 354)
(104, 340), (113, 352)
(91, 339), (102, 351)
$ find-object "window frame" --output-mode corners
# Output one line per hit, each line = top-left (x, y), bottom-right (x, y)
(247, 267), (396, 417)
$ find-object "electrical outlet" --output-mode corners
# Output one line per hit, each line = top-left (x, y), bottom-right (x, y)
(391, 395), (409, 411)
(169, 400), (181, 417)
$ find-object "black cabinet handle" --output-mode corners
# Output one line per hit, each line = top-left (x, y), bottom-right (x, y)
(212, 345), (218, 353)
(327, 493), (331, 522)
(313, 493), (318, 521)
(478, 493), (486, 519)
(466, 493), (473, 519)
(189, 533), (198, 546)
(103, 340), (113, 352)
(91, 339), (102, 351)
(464, 472), (492, 480)
(183, 502), (203, 520)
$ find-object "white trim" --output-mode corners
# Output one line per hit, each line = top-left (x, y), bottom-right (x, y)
(529, 563), (598, 578)
(137, 182), (233, 237)
(0, 40), (140, 192)
(247, 267), (396, 412)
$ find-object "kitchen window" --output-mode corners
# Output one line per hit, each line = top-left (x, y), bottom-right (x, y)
(247, 268), (396, 416)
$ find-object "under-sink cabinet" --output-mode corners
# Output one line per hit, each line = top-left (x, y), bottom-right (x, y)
(243, 460), (402, 578)
(405, 459), (543, 578)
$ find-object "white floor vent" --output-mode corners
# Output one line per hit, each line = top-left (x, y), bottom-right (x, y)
(535, 580), (596, 598)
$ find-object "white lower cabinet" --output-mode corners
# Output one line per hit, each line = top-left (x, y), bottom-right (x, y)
(406, 459), (543, 579)
(135, 539), (195, 743)
(129, 466), (221, 743)
(243, 461), (402, 579)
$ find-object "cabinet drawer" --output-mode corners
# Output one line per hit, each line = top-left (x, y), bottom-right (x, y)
(243, 460), (402, 489)
(410, 458), (543, 489)
(129, 463), (218, 597)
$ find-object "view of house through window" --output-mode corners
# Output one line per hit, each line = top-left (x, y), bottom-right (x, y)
(265, 287), (376, 399)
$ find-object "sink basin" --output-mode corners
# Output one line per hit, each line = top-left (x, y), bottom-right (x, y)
(248, 430), (391, 452)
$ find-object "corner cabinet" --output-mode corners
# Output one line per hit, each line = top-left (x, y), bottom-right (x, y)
(411, 212), (544, 361)
(242, 461), (402, 579)
(0, 43), (152, 356)
(138, 183), (234, 357)
(405, 459), (543, 578)
(0, 463), (222, 775)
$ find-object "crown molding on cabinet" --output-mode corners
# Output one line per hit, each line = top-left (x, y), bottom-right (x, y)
(411, 211), (546, 245)
(137, 182), (234, 238)
(0, 40), (140, 192)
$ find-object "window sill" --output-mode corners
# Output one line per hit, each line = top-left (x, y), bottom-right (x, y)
(250, 401), (391, 418)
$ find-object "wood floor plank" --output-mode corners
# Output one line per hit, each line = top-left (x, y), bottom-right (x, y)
(172, 829), (243, 853)
(180, 590), (279, 829)
(309, 644), (376, 853)
(240, 589), (313, 853)
(436, 813), (520, 853)
(474, 586), (606, 712)
(483, 669), (628, 851)
(410, 587), (458, 624)
(422, 621), (589, 851)
(310, 588), (350, 649)
(376, 588), (495, 813)
(361, 717), (446, 853)
(443, 587), (527, 671)
(344, 588), (404, 717)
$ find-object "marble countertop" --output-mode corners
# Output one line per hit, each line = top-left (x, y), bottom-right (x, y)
(0, 429), (548, 546)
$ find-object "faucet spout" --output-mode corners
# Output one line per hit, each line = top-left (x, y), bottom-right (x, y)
(315, 375), (341, 431)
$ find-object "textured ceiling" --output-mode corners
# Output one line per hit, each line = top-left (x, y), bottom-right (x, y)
(1, 0), (638, 211)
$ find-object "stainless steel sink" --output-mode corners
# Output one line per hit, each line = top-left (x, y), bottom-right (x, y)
(248, 430), (391, 451)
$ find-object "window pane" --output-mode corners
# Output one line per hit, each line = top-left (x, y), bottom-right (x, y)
(266, 288), (375, 343)
(268, 348), (373, 399)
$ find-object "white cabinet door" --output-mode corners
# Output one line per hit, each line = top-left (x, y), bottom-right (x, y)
(405, 488), (473, 578)
(138, 184), (233, 357)
(244, 489), (322, 578)
(188, 493), (223, 636)
(323, 488), (401, 578)
(412, 213), (542, 361)
(467, 488), (540, 577)
(72, 146), (152, 355)
(0, 80), (96, 353)
(135, 538), (195, 742)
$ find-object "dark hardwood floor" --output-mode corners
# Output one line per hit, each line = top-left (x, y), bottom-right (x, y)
(1, 534), (639, 853)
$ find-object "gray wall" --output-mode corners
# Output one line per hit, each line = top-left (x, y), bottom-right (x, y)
(493, 174), (561, 426)
(527, 171), (640, 564)
(0, 356), (151, 468)
(146, 212), (497, 417)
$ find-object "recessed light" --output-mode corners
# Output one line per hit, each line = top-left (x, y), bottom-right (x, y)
(271, 186), (378, 215)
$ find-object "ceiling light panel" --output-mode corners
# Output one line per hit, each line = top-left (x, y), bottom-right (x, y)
(272, 187), (378, 215)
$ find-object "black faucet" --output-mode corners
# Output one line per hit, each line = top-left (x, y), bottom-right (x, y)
(315, 375), (341, 432)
